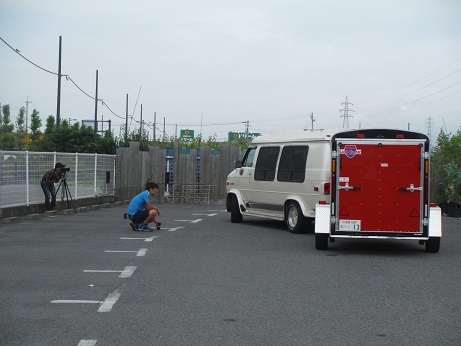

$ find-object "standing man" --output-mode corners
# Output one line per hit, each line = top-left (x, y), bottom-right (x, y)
(127, 182), (161, 232)
(40, 162), (65, 211)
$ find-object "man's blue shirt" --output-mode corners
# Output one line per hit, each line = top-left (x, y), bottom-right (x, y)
(127, 190), (150, 215)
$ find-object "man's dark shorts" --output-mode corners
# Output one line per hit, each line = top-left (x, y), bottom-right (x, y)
(131, 210), (149, 224)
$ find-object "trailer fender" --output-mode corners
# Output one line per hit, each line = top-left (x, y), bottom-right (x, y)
(428, 206), (442, 237)
(315, 203), (331, 234)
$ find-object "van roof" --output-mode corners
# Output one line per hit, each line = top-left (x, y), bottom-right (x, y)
(251, 129), (346, 144)
(251, 128), (428, 144)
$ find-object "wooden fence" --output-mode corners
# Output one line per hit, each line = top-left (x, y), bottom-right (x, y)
(115, 142), (242, 203)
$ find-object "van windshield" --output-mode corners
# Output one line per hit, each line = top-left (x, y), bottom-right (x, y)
(242, 147), (256, 167)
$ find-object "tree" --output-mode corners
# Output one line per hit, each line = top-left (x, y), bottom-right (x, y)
(16, 106), (26, 150)
(0, 104), (15, 150)
(29, 109), (42, 140)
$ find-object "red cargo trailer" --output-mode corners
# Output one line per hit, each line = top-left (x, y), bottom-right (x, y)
(315, 129), (442, 252)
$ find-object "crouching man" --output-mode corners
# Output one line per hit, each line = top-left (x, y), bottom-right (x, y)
(127, 182), (161, 232)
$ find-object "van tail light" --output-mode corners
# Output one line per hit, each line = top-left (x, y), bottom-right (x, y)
(319, 200), (327, 205)
(324, 182), (330, 194)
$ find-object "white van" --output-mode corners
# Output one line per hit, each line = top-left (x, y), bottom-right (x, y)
(226, 129), (334, 233)
(226, 128), (442, 252)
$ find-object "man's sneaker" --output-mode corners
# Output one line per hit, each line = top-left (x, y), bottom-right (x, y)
(129, 222), (138, 232)
(137, 223), (153, 232)
(156, 222), (162, 230)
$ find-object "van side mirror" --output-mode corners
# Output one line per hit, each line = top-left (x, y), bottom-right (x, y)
(234, 160), (242, 168)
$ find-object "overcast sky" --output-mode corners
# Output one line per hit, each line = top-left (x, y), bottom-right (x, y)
(1, 0), (460, 142)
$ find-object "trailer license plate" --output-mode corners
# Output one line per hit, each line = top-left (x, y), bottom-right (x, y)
(339, 220), (361, 231)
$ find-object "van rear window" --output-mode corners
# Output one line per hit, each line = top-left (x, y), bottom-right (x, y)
(277, 146), (308, 183)
(255, 146), (280, 181)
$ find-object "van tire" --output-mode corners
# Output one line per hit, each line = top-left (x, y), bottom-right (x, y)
(425, 237), (440, 253)
(231, 195), (243, 223)
(315, 233), (329, 250)
(286, 202), (306, 233)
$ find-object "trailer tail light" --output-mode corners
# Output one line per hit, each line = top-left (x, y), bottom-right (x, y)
(430, 203), (437, 207)
(319, 200), (327, 205)
(324, 182), (330, 194)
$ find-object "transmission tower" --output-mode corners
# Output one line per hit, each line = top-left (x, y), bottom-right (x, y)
(425, 116), (434, 147)
(340, 95), (354, 128)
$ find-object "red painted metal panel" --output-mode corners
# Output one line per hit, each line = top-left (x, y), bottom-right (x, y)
(337, 143), (423, 233)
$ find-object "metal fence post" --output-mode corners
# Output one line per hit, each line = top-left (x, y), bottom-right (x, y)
(26, 151), (30, 206)
(94, 153), (98, 196)
(75, 153), (79, 199)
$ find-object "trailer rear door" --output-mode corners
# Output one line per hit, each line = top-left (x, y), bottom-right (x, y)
(335, 139), (425, 233)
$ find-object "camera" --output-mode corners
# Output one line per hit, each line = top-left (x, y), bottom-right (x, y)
(63, 167), (70, 172)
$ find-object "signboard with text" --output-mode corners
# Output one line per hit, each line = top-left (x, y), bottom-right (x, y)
(228, 132), (261, 142)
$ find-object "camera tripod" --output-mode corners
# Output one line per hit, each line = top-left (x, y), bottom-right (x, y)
(55, 176), (77, 213)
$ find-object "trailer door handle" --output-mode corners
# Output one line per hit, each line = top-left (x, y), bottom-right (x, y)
(398, 184), (422, 192)
(338, 183), (362, 191)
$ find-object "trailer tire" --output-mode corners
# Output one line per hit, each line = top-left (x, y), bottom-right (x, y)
(315, 233), (329, 250)
(230, 195), (243, 223)
(425, 237), (440, 253)
(286, 202), (306, 233)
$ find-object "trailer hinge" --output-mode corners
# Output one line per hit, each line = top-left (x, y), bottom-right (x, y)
(332, 151), (337, 159)
(422, 218), (428, 226)
(331, 216), (337, 224)
(424, 152), (430, 159)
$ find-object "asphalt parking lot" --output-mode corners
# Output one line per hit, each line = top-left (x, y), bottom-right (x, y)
(1, 203), (460, 346)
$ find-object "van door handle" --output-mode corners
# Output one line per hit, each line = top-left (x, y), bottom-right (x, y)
(338, 183), (362, 191)
(398, 184), (422, 192)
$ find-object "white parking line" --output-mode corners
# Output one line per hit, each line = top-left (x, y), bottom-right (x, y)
(51, 300), (101, 304)
(167, 227), (184, 232)
(175, 219), (203, 223)
(78, 340), (97, 346)
(193, 213), (218, 216)
(98, 289), (121, 312)
(120, 236), (159, 242)
(104, 249), (147, 256)
(83, 266), (137, 278)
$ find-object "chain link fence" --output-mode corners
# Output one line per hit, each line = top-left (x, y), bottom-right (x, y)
(0, 151), (116, 208)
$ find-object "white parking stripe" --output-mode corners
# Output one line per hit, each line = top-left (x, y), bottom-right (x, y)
(83, 266), (137, 278)
(51, 300), (101, 304)
(193, 213), (218, 216)
(78, 340), (97, 346)
(137, 248), (148, 256)
(119, 266), (137, 278)
(167, 227), (184, 232)
(105, 250), (138, 254)
(98, 289), (121, 312)
(120, 236), (159, 242)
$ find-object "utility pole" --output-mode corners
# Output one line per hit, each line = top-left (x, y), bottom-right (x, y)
(244, 120), (249, 139)
(25, 97), (32, 134)
(340, 95), (354, 128)
(125, 94), (128, 143)
(56, 36), (62, 128)
(309, 112), (314, 131)
(94, 70), (98, 134)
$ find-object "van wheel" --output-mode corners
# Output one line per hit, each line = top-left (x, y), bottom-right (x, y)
(231, 195), (243, 223)
(425, 237), (440, 253)
(286, 202), (306, 233)
(315, 233), (329, 250)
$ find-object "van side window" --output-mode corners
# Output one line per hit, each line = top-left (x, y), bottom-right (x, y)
(255, 146), (280, 181)
(277, 146), (309, 182)
(242, 147), (256, 167)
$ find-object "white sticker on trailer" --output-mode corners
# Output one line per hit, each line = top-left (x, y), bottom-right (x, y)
(339, 220), (361, 231)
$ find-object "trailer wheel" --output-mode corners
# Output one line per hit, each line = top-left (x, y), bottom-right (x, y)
(425, 237), (440, 253)
(230, 195), (243, 223)
(315, 234), (329, 250)
(286, 202), (306, 233)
